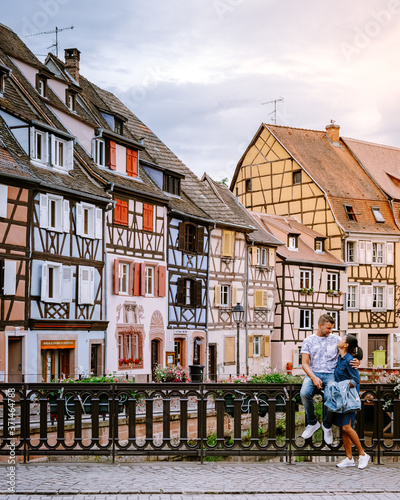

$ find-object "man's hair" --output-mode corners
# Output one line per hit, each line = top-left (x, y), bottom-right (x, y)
(318, 313), (335, 326)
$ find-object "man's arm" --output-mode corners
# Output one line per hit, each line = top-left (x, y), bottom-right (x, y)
(302, 352), (323, 389)
(349, 358), (361, 369)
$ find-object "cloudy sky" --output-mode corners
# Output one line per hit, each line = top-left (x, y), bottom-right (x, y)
(3, 0), (400, 182)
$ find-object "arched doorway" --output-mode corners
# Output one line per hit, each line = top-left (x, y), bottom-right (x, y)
(151, 339), (160, 378)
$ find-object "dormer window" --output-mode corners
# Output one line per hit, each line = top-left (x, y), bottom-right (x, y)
(372, 207), (385, 223)
(36, 74), (47, 97)
(344, 205), (357, 221)
(114, 118), (123, 135)
(293, 170), (301, 185)
(315, 238), (325, 253)
(65, 89), (76, 111)
(163, 173), (180, 195)
(30, 127), (73, 171)
(288, 233), (298, 250)
(94, 138), (105, 167)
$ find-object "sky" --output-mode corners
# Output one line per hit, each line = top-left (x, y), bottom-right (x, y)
(2, 0), (400, 183)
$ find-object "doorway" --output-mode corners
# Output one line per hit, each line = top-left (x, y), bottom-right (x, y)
(151, 339), (160, 378)
(8, 337), (23, 383)
(208, 344), (217, 382)
(41, 349), (72, 381)
(368, 334), (388, 367)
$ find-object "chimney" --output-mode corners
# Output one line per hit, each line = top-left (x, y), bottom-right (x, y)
(325, 120), (340, 143)
(64, 48), (80, 84)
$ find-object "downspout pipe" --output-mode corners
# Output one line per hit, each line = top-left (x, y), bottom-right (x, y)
(205, 223), (214, 381)
(245, 243), (251, 376)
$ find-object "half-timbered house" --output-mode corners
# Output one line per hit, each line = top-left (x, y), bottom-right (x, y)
(252, 213), (347, 372)
(231, 122), (400, 368)
(0, 25), (110, 382)
(202, 176), (282, 379)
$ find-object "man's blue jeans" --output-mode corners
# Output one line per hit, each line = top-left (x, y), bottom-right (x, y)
(300, 372), (335, 429)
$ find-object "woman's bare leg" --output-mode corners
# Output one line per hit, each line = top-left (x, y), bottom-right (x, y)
(341, 428), (353, 459)
(342, 423), (365, 456)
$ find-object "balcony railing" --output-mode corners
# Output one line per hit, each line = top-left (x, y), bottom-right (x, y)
(0, 382), (399, 463)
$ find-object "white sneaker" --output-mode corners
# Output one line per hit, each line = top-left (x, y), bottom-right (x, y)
(301, 422), (320, 439)
(336, 457), (355, 468)
(322, 424), (333, 445)
(358, 453), (370, 469)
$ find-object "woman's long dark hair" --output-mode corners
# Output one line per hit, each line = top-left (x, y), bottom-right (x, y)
(346, 334), (363, 360)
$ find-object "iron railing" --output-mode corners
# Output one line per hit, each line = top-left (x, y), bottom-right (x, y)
(0, 382), (399, 463)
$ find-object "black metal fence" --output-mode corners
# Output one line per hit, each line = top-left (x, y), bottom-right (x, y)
(0, 382), (399, 463)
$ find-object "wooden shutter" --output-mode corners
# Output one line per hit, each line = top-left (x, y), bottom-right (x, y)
(41, 262), (48, 301)
(3, 261), (16, 295)
(95, 208), (102, 239)
(133, 262), (141, 296)
(61, 266), (73, 303)
(197, 226), (205, 253)
(293, 268), (300, 290)
(195, 280), (202, 306)
(267, 290), (274, 310)
(158, 265), (166, 297)
(108, 141), (116, 170)
(365, 241), (373, 264)
(79, 266), (92, 304)
(0, 185), (7, 218)
(39, 193), (48, 228)
(268, 247), (275, 267)
(30, 127), (35, 158)
(320, 270), (327, 292)
(340, 310), (348, 331)
(366, 285), (373, 309)
(262, 290), (268, 307)
(255, 289), (263, 308)
(114, 259), (119, 295)
(313, 309), (323, 329)
(143, 204), (153, 231)
(387, 286), (395, 310)
(66, 140), (73, 170)
(358, 241), (366, 264)
(178, 222), (185, 251)
(292, 347), (300, 368)
(63, 199), (70, 233)
(126, 149), (138, 177)
(340, 273), (348, 294)
(293, 308), (299, 329)
(176, 277), (185, 305)
(76, 202), (83, 235)
(222, 230), (233, 257)
(224, 337), (235, 363)
(250, 247), (257, 266)
(231, 286), (237, 307)
(360, 285), (367, 309)
(115, 199), (128, 225)
(263, 336), (271, 357)
(248, 336), (254, 358)
(214, 284), (221, 306)
(387, 242), (394, 266)
(140, 263), (146, 296)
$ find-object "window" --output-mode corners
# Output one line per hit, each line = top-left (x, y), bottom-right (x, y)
(222, 230), (234, 257)
(257, 247), (268, 267)
(372, 243), (384, 264)
(347, 285), (358, 310)
(78, 266), (95, 305)
(145, 266), (154, 296)
(372, 207), (385, 223)
(94, 139), (105, 167)
(36, 75), (47, 97)
(119, 263), (129, 294)
(178, 222), (205, 254)
(33, 130), (48, 162)
(288, 234), (298, 250)
(126, 149), (138, 178)
(163, 174), (180, 195)
(347, 241), (356, 263)
(224, 336), (235, 365)
(300, 309), (312, 330)
(373, 286), (385, 309)
(41, 262), (72, 303)
(293, 171), (301, 185)
(114, 199), (128, 225)
(315, 238), (325, 252)
(245, 179), (252, 192)
(143, 203), (154, 232)
(327, 310), (339, 331)
(114, 118), (123, 135)
(53, 138), (65, 168)
(39, 193), (70, 233)
(0, 260), (17, 296)
(176, 278), (202, 307)
(253, 336), (261, 357)
(255, 289), (272, 309)
(76, 203), (102, 239)
(300, 270), (312, 289)
(0, 184), (7, 218)
(344, 205), (357, 221)
(327, 272), (339, 291)
(221, 284), (230, 307)
(65, 90), (76, 111)
(118, 329), (143, 367)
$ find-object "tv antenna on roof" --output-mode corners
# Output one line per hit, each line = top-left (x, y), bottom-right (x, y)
(26, 26), (74, 58)
(261, 97), (284, 125)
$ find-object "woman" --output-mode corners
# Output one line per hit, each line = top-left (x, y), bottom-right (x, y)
(334, 334), (370, 469)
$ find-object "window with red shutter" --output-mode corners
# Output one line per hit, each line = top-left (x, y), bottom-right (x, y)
(143, 203), (154, 231)
(126, 149), (138, 178)
(108, 141), (116, 170)
(114, 199), (128, 225)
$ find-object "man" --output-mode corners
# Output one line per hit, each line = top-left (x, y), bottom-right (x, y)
(300, 314), (360, 444)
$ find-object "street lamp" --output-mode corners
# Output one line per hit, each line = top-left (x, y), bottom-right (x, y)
(232, 302), (244, 377)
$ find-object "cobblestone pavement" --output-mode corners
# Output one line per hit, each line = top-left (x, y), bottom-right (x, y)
(1, 461), (400, 498)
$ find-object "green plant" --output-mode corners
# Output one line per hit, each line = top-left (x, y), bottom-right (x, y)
(153, 364), (189, 383)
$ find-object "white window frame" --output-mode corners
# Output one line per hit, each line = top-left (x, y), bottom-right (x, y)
(299, 309), (312, 330)
(39, 193), (69, 233)
(327, 310), (339, 331)
(0, 184), (7, 218)
(288, 235), (298, 250)
(76, 202), (102, 239)
(185, 279), (192, 305)
(41, 262), (72, 303)
(372, 242), (385, 265)
(145, 266), (154, 296)
(257, 247), (268, 266)
(372, 284), (385, 310)
(94, 138), (106, 167)
(253, 336), (261, 357)
(78, 265), (95, 305)
(347, 284), (359, 310)
(119, 262), (129, 295)
(315, 239), (324, 253)
(221, 284), (230, 307)
(346, 241), (356, 264)
(327, 272), (339, 291)
(300, 269), (312, 289)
